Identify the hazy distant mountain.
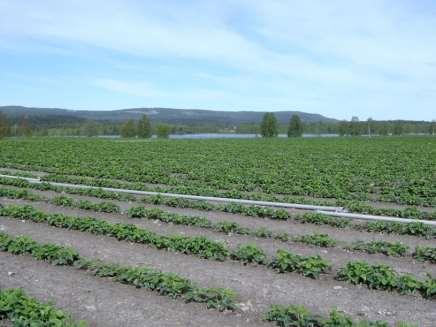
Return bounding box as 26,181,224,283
0,106,337,126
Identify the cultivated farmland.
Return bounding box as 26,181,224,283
0,136,435,327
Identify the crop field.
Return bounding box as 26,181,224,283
0,136,435,326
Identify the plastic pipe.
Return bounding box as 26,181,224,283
0,174,344,212
316,210,436,226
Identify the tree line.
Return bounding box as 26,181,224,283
1,111,435,139
259,113,436,138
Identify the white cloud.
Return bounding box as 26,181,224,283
1,0,436,119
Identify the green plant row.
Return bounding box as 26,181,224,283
298,213,436,239
341,241,436,264
127,207,436,264
0,232,237,311
414,246,436,264
0,204,229,261
0,187,46,201
269,249,331,278
141,194,290,220
0,288,86,327
0,204,332,279
43,173,436,220
51,195,121,213
336,261,436,299
293,233,337,248
346,241,409,257
128,206,289,241
2,187,435,263
0,169,39,178
2,137,436,206
0,177,135,202
0,185,123,214
2,176,435,241
338,200,436,221
264,304,416,327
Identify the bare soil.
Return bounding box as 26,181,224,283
0,216,434,326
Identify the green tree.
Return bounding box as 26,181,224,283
378,122,389,136
429,121,436,136
17,115,32,137
367,118,374,137
0,112,10,138
349,116,361,136
82,121,99,137
120,120,137,138
260,113,278,137
156,124,171,138
137,114,152,138
338,121,348,136
287,114,303,137
392,122,404,135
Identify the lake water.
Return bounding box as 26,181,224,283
168,133,339,139
98,133,339,139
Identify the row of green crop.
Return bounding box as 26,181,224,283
264,304,416,327
298,213,436,239
1,176,436,234
51,195,120,213
1,204,435,300
2,179,435,242
128,206,289,241
0,204,330,278
0,232,237,311
126,206,436,263
0,233,417,327
42,173,436,217
337,261,436,299
2,137,436,206
1,186,435,263
0,288,86,327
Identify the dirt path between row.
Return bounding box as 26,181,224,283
0,252,261,327
0,217,434,326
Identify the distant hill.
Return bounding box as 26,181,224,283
0,106,336,127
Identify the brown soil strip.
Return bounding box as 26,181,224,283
0,217,434,326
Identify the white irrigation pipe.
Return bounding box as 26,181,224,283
0,174,344,212
316,210,436,227
2,174,435,226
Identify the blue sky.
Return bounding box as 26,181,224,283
0,0,435,120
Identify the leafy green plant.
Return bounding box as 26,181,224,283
0,288,87,326
414,246,436,263
263,304,412,327
346,241,408,257
0,204,229,261
361,221,436,239
0,187,46,201
230,244,267,265
294,233,337,248
214,221,250,235
336,261,436,298
269,249,331,278
51,195,120,213
0,232,238,311
296,213,350,228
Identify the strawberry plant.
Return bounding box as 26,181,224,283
0,232,238,311
296,213,350,228
294,233,337,248
230,244,267,265
269,249,331,278
0,288,87,326
346,241,408,257
413,246,436,263
263,304,414,327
